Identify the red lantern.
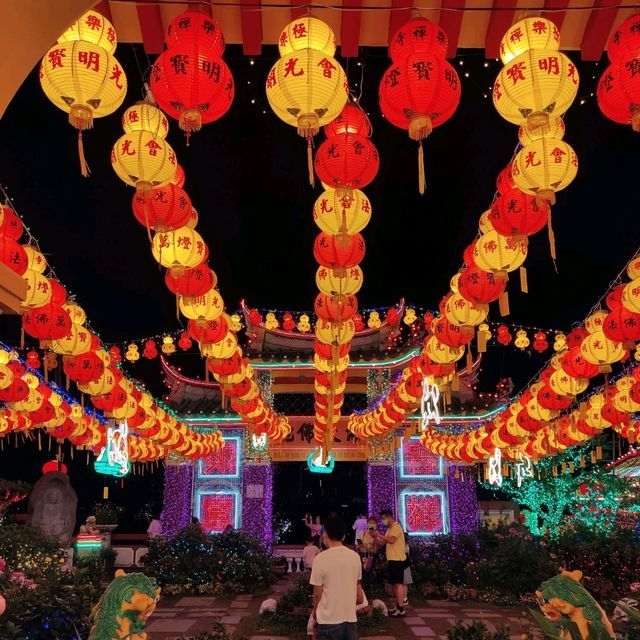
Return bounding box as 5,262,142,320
143,340,158,359
314,340,350,359
0,206,23,240
537,385,571,411
388,18,448,62
313,232,365,270
413,354,454,378
49,280,67,305
422,311,434,330
353,313,365,332
496,165,517,195
433,318,474,348
0,237,27,275
566,327,588,349
63,351,105,384
314,293,358,322
601,402,628,426
282,312,296,331
92,386,127,411
497,325,512,345
533,331,548,353
606,285,625,311
178,331,192,350
132,184,192,231
165,263,216,298
207,350,243,376
597,61,640,131
386,308,400,325
463,242,476,267
560,346,600,379
603,307,640,343
26,351,41,370
516,408,541,433
151,42,234,136
490,188,549,237
109,346,122,364
188,316,228,345
314,134,379,189
23,304,71,341
0,378,29,403
458,266,507,304
324,103,371,137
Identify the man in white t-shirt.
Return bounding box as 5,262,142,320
310,516,364,640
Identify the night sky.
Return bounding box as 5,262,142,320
0,43,638,517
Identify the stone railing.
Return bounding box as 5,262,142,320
273,545,306,573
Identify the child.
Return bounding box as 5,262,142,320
302,537,320,570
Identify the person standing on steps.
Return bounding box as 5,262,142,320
310,516,365,640
371,508,407,617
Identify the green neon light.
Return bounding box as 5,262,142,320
250,348,420,370
183,404,506,425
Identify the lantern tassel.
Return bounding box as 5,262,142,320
77,131,91,178
176,295,180,320
632,111,640,132
499,291,510,317
417,142,426,195
307,138,315,188
547,211,557,265
143,200,153,244
519,266,528,294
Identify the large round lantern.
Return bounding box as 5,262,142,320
266,49,348,137
379,53,460,193
151,227,206,276
22,245,47,274
188,316,228,345
549,370,588,396
51,324,92,356
433,318,474,348
490,188,548,237
623,277,640,313
22,271,53,309
57,10,117,53
389,18,448,62
278,17,336,56
499,17,560,64
179,289,224,323
580,331,625,365
132,184,192,232
324,103,371,137
313,232,365,271
315,319,355,345
472,230,528,274
0,207,23,240
314,134,379,190
314,293,358,322
23,303,71,342
512,138,578,204
0,237,28,275
165,263,216,298
444,293,488,327
151,46,234,136
458,266,507,304
63,351,105,384
316,266,363,296
424,335,464,364
111,131,177,193
493,50,578,130
608,14,640,64
313,188,371,235
604,307,640,343
201,332,237,359
560,347,600,379
122,102,169,138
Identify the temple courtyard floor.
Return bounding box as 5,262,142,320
146,575,538,640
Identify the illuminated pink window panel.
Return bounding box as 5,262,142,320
401,491,448,536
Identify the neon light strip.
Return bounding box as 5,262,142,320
399,437,444,479
399,489,449,536
251,348,420,370
194,489,241,532
197,436,241,479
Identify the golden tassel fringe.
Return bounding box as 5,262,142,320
417,142,426,195
77,131,91,178
307,138,315,188
547,211,557,262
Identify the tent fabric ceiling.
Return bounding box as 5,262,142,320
99,0,636,61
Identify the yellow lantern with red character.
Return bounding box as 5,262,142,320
21,271,52,309
179,289,224,323
472,230,528,274
580,330,625,365
499,17,560,64
316,266,363,296
313,188,371,235
151,227,206,276
57,10,117,53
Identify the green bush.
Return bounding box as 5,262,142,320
142,524,273,595
446,621,510,640
0,524,66,580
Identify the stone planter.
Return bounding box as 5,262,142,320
95,524,118,548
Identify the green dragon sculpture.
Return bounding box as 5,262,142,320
89,570,160,640
535,569,615,639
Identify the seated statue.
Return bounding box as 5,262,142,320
80,516,98,535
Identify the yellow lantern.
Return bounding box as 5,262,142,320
314,353,349,373
57,10,117,54
580,331,625,365
78,369,116,396
367,311,381,328
201,332,237,359
403,308,417,326
23,373,39,390
278,17,336,56
51,324,92,356
472,230,528,274
264,312,279,330
478,209,494,233
585,406,611,431
585,310,608,334
553,332,567,352
499,17,560,64
527,397,556,421
313,188,371,236
424,335,464,364
622,277,640,313
450,273,461,294
316,266,363,296
297,314,311,333
111,131,177,193
444,293,488,327
613,389,640,414
111,395,137,420
230,314,243,331
40,41,126,165
122,103,169,138
179,289,224,323
125,343,140,362
518,116,565,144
22,246,47,274
514,329,530,350
626,257,640,280
493,50,579,129
151,227,206,276
512,138,578,204
161,336,176,355
22,271,52,309
63,302,87,325
549,370,588,396
315,319,355,345
12,388,44,414
49,391,63,407
590,392,606,409
0,364,13,390
266,49,348,137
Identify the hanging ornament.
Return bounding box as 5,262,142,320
532,331,548,353
161,336,176,355
25,351,41,370
282,312,296,332
367,311,381,328
497,324,513,345
109,346,122,364
125,343,140,362
297,314,312,333
403,308,417,326
515,329,530,350
553,332,567,352
264,313,279,330
230,313,244,332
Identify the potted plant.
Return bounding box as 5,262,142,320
93,502,121,548
271,556,288,577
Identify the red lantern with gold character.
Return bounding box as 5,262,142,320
490,188,549,237
313,232,365,271
132,184,192,232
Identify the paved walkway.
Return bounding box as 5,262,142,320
146,577,535,639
